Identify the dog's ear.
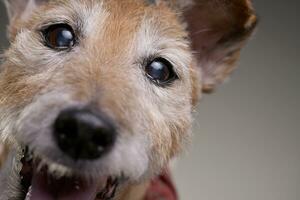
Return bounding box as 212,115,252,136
4,0,48,38
178,0,258,92
4,0,47,21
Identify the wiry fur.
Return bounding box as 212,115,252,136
0,0,257,199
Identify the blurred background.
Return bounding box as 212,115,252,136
0,1,299,200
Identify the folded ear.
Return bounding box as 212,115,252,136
4,0,48,37
180,0,258,92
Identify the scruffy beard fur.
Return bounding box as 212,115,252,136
0,0,257,200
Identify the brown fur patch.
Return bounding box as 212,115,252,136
184,0,258,92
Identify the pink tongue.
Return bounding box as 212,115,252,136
28,172,98,200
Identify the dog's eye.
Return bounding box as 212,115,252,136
43,24,76,50
145,58,178,85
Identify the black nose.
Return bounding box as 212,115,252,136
53,108,117,160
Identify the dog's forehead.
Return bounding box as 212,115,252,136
41,0,182,37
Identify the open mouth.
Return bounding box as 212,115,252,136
20,148,120,200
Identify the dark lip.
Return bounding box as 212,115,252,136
19,147,123,200
96,177,119,200
20,147,33,199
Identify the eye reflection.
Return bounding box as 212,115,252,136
145,58,178,85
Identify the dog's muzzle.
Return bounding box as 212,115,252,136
19,107,121,200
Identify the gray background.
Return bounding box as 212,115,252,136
0,1,299,200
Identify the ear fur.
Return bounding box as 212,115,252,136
4,0,47,21
180,0,258,92
3,0,48,38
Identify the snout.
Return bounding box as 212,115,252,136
53,108,117,160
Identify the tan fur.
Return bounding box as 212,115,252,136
0,143,9,168
117,182,150,200
0,0,257,199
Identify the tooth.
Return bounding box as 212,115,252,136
25,186,32,200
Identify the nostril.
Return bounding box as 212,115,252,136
92,128,114,149
53,108,117,160
55,114,78,140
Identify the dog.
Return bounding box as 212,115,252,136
0,0,257,199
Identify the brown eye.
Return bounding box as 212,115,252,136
145,58,178,86
43,24,76,50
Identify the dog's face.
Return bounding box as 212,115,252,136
0,0,257,199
